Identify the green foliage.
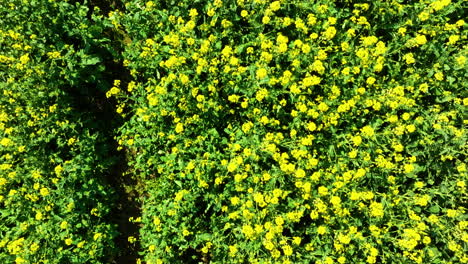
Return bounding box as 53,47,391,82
0,1,119,263
1,0,467,263
112,0,467,263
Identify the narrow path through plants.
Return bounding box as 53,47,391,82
85,1,142,262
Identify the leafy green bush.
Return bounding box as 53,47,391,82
1,0,466,263
112,0,467,263
0,1,119,263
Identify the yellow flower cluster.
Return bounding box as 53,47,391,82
1,2,119,262
112,0,466,263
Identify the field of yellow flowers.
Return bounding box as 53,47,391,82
1,0,467,263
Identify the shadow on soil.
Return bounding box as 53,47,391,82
64,0,142,262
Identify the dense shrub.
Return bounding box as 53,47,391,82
111,0,467,263
0,1,119,263
1,0,467,263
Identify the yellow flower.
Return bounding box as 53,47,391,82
302,75,321,87
414,181,424,189
418,12,429,21
221,45,232,58
301,44,311,54
227,162,238,173
269,1,281,11
406,124,416,133
290,84,301,94
361,126,374,137
404,163,415,173
256,68,268,79
323,26,337,40
229,245,238,256
175,123,184,133
447,241,460,251
65,238,73,245
318,102,329,112
369,202,384,217
271,249,281,258
145,1,155,9
196,94,205,102
401,112,411,120
228,94,240,103
19,54,29,64
317,225,327,235
403,53,415,64
366,77,376,85
361,36,378,46
60,221,68,229
15,257,26,264
93,232,103,240
229,196,241,207
352,135,362,146
39,187,49,196
256,88,268,101
275,216,284,226
35,211,43,220
54,165,63,176
457,181,466,188
434,72,444,81
242,225,255,239
330,196,341,207
307,122,317,132
456,55,466,66
47,51,61,59
189,8,198,17
354,168,365,179
318,186,328,196
457,164,466,172
153,216,161,225
282,244,293,256
30,242,39,252
0,138,12,146
242,122,253,133
415,34,427,45
295,168,306,178
207,8,215,17
149,244,156,252
106,86,120,98
447,209,458,218
293,237,301,245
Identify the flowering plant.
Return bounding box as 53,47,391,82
0,1,119,263
112,0,467,263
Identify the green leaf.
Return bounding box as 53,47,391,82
196,233,212,241
82,56,101,65
429,205,440,214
